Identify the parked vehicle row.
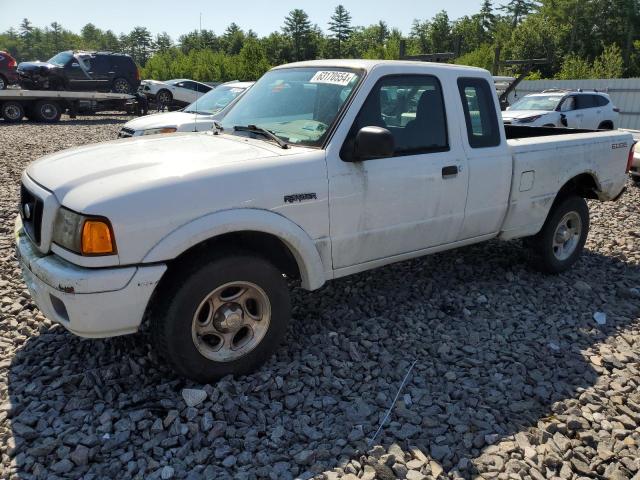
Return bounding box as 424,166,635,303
119,81,254,137
502,89,619,130
15,59,634,382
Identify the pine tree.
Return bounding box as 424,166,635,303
282,9,312,61
479,0,495,33
328,5,353,57
499,0,539,28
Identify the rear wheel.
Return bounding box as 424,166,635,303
598,121,614,130
1,101,25,122
0,75,7,90
33,100,62,122
156,89,172,106
150,252,291,383
112,77,131,94
527,195,589,273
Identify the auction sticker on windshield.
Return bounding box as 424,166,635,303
310,71,357,86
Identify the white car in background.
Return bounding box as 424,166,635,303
139,78,213,106
503,90,619,130
119,81,254,137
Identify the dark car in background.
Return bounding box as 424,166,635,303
17,50,140,93
0,51,19,89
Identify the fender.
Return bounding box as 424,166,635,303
142,208,327,290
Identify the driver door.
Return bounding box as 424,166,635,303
560,95,583,128
64,56,91,90
327,74,468,270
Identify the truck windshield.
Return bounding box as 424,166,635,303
509,95,563,111
48,51,73,66
184,85,248,115
221,67,362,148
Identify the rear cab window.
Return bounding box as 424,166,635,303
457,77,501,148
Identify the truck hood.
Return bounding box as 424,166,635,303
123,111,212,132
26,132,285,209
17,61,60,73
502,109,552,120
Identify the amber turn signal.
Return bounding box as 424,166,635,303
81,220,115,255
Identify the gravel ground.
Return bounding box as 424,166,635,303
0,116,639,480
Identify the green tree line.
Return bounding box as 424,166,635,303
1,1,639,83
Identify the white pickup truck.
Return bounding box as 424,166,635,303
15,60,634,382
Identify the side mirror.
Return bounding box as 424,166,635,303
71,62,80,68
352,126,394,161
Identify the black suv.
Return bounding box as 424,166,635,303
17,51,140,93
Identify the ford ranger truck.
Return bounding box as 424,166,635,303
15,60,634,382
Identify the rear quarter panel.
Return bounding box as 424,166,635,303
500,131,632,240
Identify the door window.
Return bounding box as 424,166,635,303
560,97,575,112
341,74,448,160
575,95,596,109
457,77,501,148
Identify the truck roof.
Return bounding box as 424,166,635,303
272,59,488,74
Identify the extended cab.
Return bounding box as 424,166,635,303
15,60,634,382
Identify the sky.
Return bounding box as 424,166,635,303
0,0,483,39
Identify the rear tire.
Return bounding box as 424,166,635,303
0,75,7,90
527,195,589,274
156,89,173,107
1,101,25,122
112,77,132,94
150,251,291,383
33,100,62,123
598,121,614,130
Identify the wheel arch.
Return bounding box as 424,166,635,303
553,171,601,204
142,209,327,291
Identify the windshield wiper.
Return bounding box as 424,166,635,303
233,125,289,149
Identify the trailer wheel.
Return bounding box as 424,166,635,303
1,101,25,122
33,100,62,123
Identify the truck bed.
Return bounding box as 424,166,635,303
505,124,596,139
500,128,632,241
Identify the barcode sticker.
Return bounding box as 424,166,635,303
309,71,356,86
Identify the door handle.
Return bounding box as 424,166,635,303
442,165,458,178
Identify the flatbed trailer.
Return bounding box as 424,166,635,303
0,89,145,123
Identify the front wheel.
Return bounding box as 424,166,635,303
527,195,589,274
151,252,291,383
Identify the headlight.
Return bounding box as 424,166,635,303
52,208,116,256
517,115,543,123
142,127,177,135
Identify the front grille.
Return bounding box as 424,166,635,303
119,127,135,138
20,183,44,245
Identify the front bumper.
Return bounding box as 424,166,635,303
15,217,166,338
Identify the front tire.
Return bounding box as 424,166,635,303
527,195,589,274
151,252,291,383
